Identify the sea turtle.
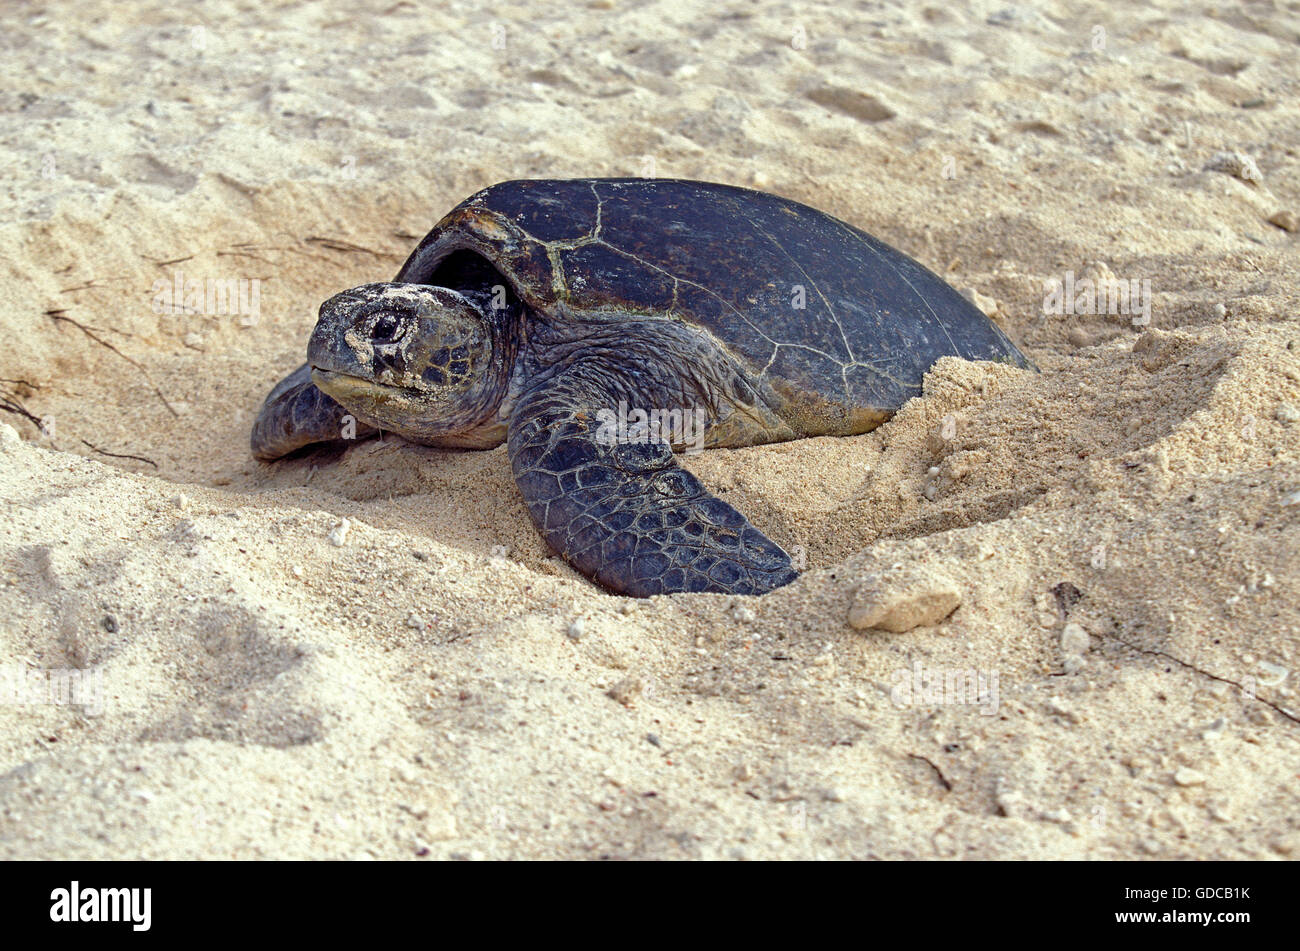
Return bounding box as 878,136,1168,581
251,178,1032,597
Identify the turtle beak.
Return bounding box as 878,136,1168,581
310,367,419,399
310,367,371,401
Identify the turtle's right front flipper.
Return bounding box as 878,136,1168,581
250,362,377,461
507,363,798,598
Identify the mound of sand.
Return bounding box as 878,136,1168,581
0,0,1297,859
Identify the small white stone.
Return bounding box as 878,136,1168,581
328,518,351,546
847,569,961,632
1061,622,1090,655
1258,661,1288,687
567,618,585,640
602,767,628,787
961,286,999,317
996,788,1034,819
1276,404,1300,424
1267,210,1299,232
1174,767,1206,787
1046,698,1079,723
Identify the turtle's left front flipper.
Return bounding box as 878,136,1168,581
250,363,378,461
507,363,798,597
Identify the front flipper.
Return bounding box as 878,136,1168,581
250,363,378,461
507,364,798,597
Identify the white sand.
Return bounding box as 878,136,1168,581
0,0,1297,859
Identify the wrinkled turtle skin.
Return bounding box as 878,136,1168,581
252,179,1033,598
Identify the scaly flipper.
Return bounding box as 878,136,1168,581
250,363,378,461
507,362,798,597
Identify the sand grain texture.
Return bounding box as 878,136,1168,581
1,0,1298,859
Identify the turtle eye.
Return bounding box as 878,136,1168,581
371,313,404,343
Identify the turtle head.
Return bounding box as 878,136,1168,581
308,282,509,445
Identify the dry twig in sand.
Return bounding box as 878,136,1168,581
46,310,181,417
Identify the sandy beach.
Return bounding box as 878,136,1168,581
0,0,1297,859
